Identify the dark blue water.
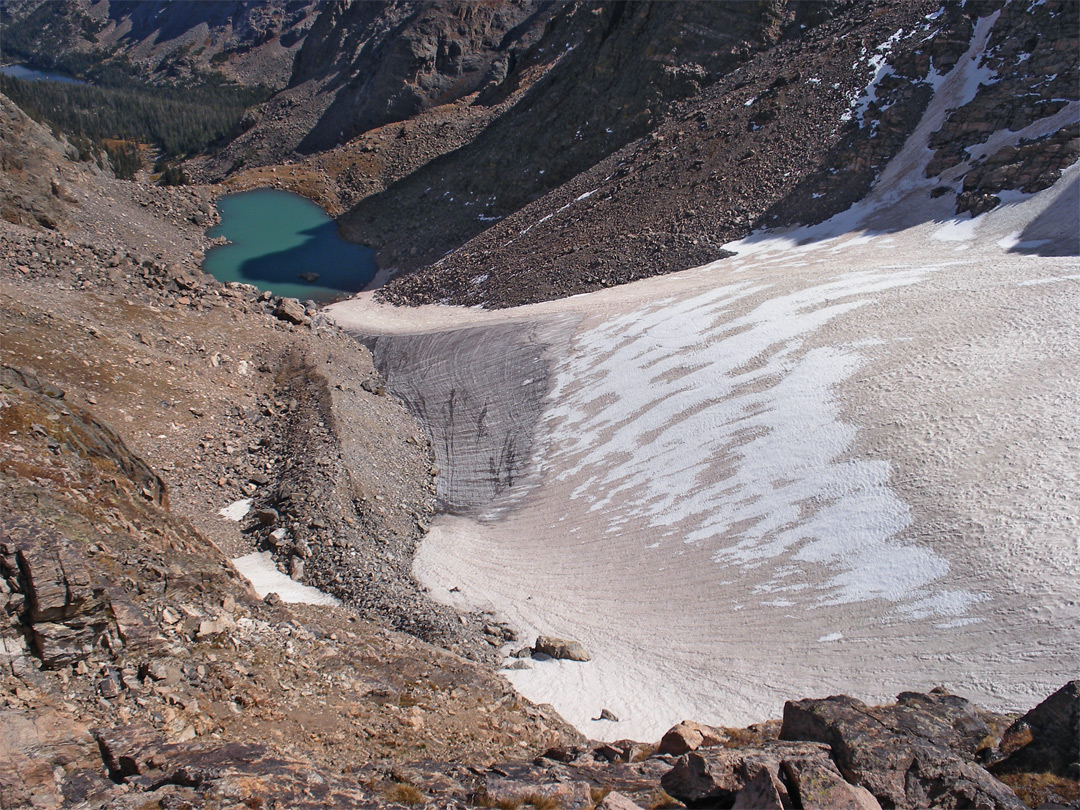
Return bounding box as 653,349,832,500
0,64,88,84
204,189,377,303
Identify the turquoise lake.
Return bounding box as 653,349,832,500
204,189,377,302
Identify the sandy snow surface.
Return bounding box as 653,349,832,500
328,24,1079,739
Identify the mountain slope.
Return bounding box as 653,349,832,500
372,0,1078,307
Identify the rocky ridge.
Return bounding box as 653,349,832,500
0,0,322,87
373,0,1078,308
2,159,1076,810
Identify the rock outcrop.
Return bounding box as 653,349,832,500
662,740,883,810
779,691,1027,810
368,0,1077,308
989,680,1080,780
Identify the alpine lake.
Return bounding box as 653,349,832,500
203,189,377,303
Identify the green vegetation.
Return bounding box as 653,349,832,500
104,141,141,181
154,159,190,187
0,71,270,159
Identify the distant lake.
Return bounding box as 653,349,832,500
204,189,377,303
0,64,87,84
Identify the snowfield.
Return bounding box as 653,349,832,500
328,9,1079,739
330,162,1079,740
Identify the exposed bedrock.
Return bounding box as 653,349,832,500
358,314,578,514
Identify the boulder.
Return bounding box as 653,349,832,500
662,740,884,809
658,720,727,755
781,755,882,809
731,765,784,809
597,790,646,810
661,740,830,806
780,693,1026,810
534,635,590,661
273,297,306,324
990,681,1079,780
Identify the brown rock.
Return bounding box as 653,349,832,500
17,536,99,623
30,621,100,669
597,790,646,810
990,681,1079,780
273,297,306,324
534,635,590,661
0,708,103,809
732,765,784,809
196,615,235,639
658,720,727,755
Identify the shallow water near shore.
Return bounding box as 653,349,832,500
204,188,376,302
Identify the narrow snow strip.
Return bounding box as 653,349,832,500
231,551,341,606
1016,274,1080,286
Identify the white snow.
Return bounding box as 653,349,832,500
218,498,252,521
842,28,905,126
231,552,341,606
323,8,1080,742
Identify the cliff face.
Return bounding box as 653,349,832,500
337,0,797,273
292,0,555,153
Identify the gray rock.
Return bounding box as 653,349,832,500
780,693,1027,810
781,755,882,810
661,740,827,806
